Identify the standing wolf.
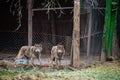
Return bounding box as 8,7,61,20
51,44,65,66
14,44,42,67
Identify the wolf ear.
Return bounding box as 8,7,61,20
39,43,42,47
34,43,37,46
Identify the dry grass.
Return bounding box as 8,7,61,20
0,61,120,80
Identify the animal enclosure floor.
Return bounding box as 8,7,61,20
0,52,71,65
0,52,101,66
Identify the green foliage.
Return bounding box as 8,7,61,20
0,69,19,79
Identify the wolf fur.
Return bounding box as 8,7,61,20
51,44,65,65
14,44,42,67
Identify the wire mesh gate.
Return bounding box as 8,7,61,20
0,0,105,65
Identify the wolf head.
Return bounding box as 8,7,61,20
34,43,42,53
57,44,65,59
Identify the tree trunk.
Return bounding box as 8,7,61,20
112,23,120,58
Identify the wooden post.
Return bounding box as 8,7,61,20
72,0,80,68
28,0,33,46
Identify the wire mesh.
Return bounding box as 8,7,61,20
0,31,72,65
0,0,106,65
0,32,27,53
32,33,72,65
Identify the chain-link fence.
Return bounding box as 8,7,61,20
0,32,28,53
33,33,72,56
0,29,103,65
0,31,72,65
0,0,106,65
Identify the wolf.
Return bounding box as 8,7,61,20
51,44,65,66
14,44,42,67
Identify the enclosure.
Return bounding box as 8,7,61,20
0,0,106,67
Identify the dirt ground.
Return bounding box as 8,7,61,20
0,52,15,62
0,51,71,66
0,51,101,66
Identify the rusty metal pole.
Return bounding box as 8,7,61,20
28,0,33,46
